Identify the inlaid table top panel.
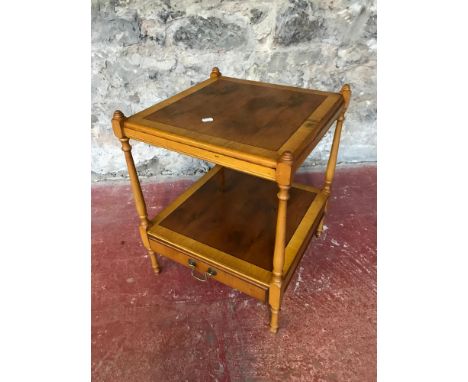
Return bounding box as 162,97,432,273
124,75,345,175
145,78,325,151
155,168,317,271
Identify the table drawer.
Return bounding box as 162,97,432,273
150,239,269,302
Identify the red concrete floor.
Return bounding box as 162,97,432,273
92,165,376,382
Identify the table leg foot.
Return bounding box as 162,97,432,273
269,306,280,333
316,213,325,237
148,250,160,275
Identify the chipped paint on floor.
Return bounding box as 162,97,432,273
92,165,377,381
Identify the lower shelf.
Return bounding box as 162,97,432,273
147,165,328,301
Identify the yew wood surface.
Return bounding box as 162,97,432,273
144,78,326,151
123,76,344,178
157,168,316,271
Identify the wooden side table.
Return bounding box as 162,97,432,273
112,67,351,333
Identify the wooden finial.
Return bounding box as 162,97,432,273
112,110,126,139
276,151,294,187
113,110,125,121
210,67,222,78
279,151,294,164
340,84,351,112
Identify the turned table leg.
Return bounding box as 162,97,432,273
147,250,160,275
269,151,293,333
112,110,160,275
317,84,351,237
269,183,290,332
315,209,327,237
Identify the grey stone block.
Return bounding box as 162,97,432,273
92,14,141,47
250,9,265,25
173,16,247,50
274,0,324,46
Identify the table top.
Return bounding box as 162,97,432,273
155,167,317,272
121,72,345,179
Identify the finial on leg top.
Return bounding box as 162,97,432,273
210,67,222,78
113,110,125,121
279,151,294,164
340,84,351,112
276,151,294,186
112,110,127,139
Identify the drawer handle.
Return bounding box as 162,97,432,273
187,259,217,282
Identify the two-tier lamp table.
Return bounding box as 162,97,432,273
112,67,351,333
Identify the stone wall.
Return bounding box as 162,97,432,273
92,0,376,178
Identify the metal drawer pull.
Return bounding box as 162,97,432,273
187,259,217,282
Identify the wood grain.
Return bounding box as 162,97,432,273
144,78,326,152
149,239,268,301
124,75,344,175
157,167,316,271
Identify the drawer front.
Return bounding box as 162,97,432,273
150,240,268,302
